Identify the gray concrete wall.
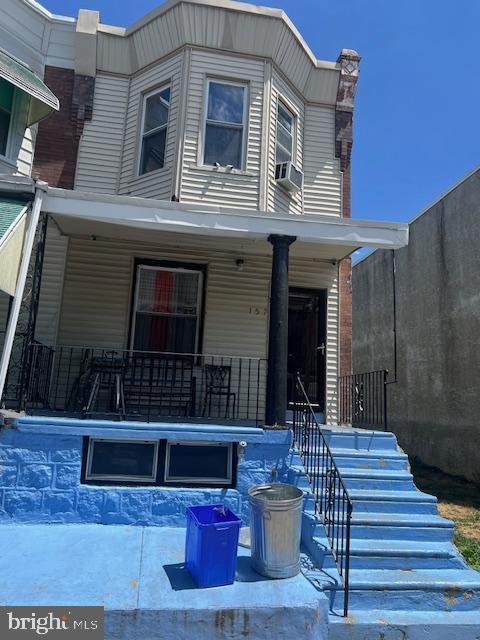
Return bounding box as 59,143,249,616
352,168,480,482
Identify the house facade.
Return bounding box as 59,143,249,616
0,0,407,427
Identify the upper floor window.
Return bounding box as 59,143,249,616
0,79,14,157
203,79,246,169
275,101,295,164
139,85,170,175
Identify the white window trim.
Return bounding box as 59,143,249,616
275,98,297,166
0,84,18,162
164,441,233,485
200,78,248,170
85,438,159,483
137,84,171,177
130,264,204,354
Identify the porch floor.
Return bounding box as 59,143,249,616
0,523,328,640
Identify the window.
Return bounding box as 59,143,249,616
275,101,295,164
139,85,170,175
131,263,204,353
165,442,234,486
82,438,236,487
0,79,14,157
203,80,246,169
85,438,159,483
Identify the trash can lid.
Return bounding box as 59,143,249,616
248,483,303,503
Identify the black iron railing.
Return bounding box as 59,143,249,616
293,374,353,617
19,344,266,425
338,370,388,431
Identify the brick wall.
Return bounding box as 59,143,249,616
335,51,360,380
0,425,291,525
32,67,94,189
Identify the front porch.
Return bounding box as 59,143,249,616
0,183,408,428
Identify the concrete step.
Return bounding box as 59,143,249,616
321,429,398,452
327,448,409,471
315,568,480,611
337,468,415,491
347,489,438,515
328,610,480,640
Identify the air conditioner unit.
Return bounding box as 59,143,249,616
275,161,304,192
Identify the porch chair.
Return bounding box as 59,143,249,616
202,364,236,419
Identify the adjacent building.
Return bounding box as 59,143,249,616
352,167,480,482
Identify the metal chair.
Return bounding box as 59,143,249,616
202,364,236,418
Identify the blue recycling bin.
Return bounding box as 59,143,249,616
185,504,241,588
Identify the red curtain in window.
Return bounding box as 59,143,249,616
149,270,173,351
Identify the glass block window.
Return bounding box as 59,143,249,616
139,85,170,175
132,264,203,353
203,80,246,169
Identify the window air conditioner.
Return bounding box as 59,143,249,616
275,161,304,192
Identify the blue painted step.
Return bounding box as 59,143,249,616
328,610,480,640
330,448,409,470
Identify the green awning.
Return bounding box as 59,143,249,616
0,196,31,296
0,49,59,126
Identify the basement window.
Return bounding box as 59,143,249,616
165,441,234,486
84,438,159,483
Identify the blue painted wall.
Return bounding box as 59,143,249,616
0,420,292,525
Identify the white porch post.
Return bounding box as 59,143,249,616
0,181,47,404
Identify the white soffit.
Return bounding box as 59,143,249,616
44,188,408,260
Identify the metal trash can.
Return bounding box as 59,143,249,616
248,483,304,579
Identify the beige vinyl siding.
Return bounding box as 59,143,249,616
56,235,338,421
179,49,263,210
35,220,69,346
267,70,304,214
303,104,342,216
118,52,183,200
75,74,130,193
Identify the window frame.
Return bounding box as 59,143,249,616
275,98,297,167
137,84,171,177
129,260,205,355
0,80,17,162
201,77,248,170
84,437,160,484
164,441,234,486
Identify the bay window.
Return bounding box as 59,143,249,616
139,85,170,175
203,79,247,169
131,262,204,354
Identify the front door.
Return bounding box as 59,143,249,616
287,289,327,411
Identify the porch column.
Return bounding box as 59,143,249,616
265,234,296,427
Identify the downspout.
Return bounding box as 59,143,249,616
0,180,47,404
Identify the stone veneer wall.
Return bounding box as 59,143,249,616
0,422,291,525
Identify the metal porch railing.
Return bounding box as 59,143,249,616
338,370,388,431
17,344,267,426
293,374,353,617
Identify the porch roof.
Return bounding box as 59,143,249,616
0,195,30,296
44,188,408,260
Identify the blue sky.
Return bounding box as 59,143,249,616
44,0,480,225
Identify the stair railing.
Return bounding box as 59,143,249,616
292,374,353,617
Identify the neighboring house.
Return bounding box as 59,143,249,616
352,167,480,483
2,2,480,639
